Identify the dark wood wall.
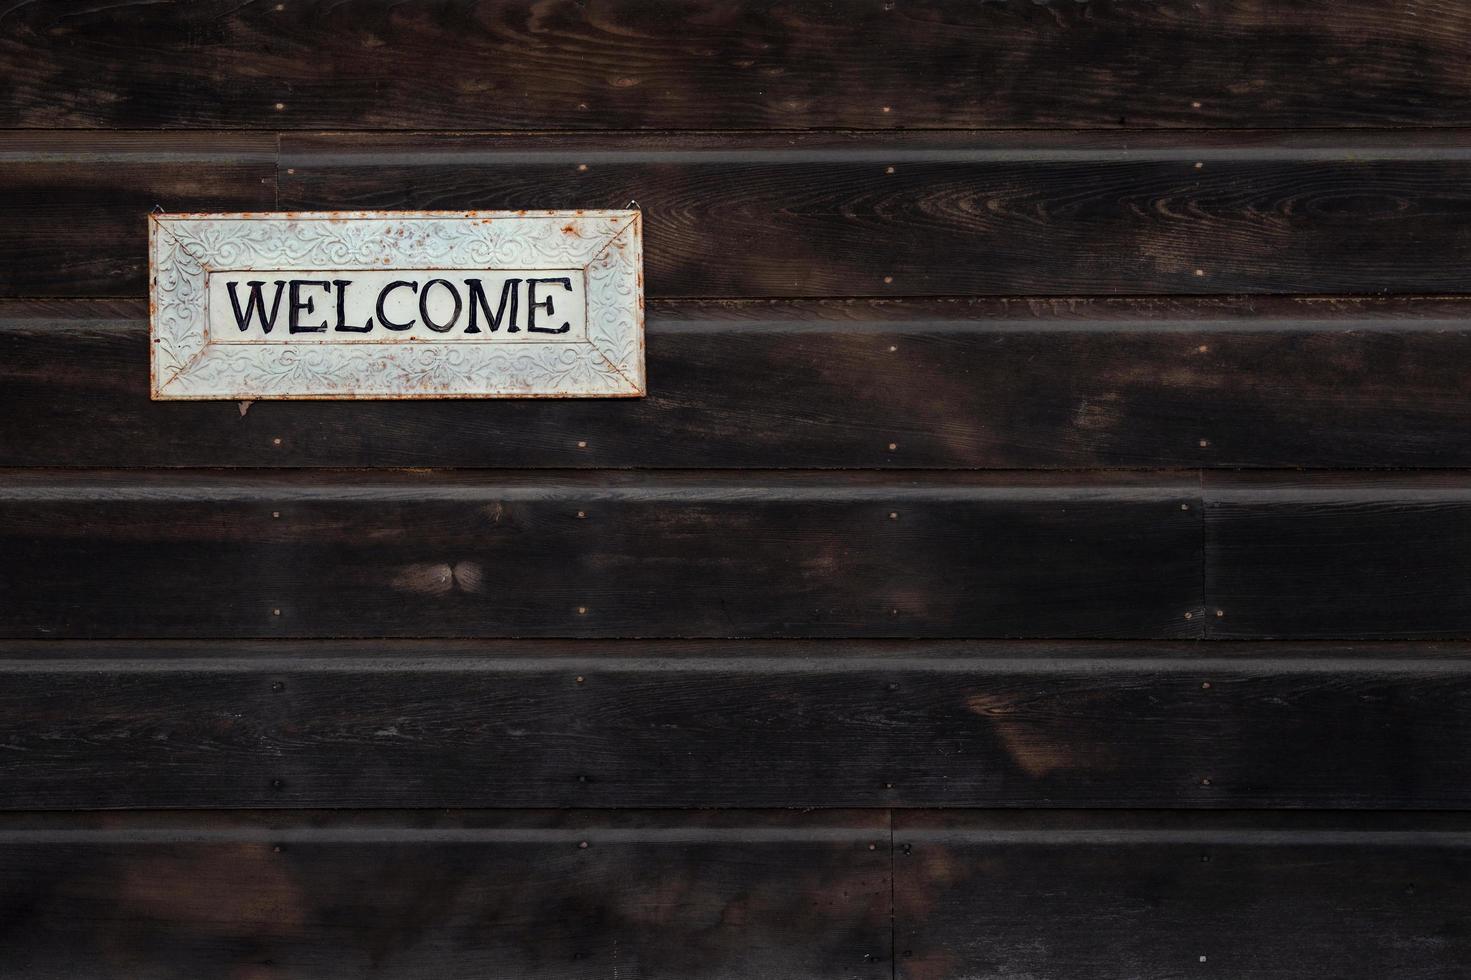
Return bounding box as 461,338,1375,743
3,2,1470,976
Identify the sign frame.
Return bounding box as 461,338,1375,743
148,210,644,400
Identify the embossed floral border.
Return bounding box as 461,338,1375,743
148,210,645,399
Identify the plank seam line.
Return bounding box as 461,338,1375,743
889,808,897,980
3,657,1471,673
0,827,1466,846
17,292,1471,305
0,827,883,844
18,125,1471,136
279,146,1471,165
897,831,1471,846
23,310,1471,336
22,291,1471,299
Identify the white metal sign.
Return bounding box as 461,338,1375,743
148,211,645,399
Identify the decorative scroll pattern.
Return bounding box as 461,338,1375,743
150,211,644,399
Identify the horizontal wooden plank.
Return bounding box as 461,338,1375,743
8,296,1471,468
280,131,1471,297
0,809,890,979
16,132,1471,297
1205,473,1471,639
895,811,1471,980
4,1,1471,130
5,809,1467,980
3,640,1471,809
0,471,1202,640
0,134,276,297
9,471,1466,641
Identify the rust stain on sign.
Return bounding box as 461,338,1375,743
148,210,645,400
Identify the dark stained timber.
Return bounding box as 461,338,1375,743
2,641,1471,809
7,296,1471,468
0,135,276,298
15,131,1471,298
281,131,1471,297
0,810,891,980
0,471,1202,640
894,812,1471,980
1205,473,1471,639
4,1,1471,130
6,0,1471,972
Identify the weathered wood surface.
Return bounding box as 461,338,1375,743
0,810,891,980
6,1,1471,974
894,811,1471,980
2,808,1465,979
9,469,1471,640
15,132,1471,297
0,470,1201,640
0,134,276,297
3,640,1471,809
9,296,1471,469
1206,473,1471,639
273,131,1471,297
4,1,1471,130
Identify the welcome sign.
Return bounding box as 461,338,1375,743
148,211,644,399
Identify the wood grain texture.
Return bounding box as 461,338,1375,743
1206,473,1471,639
8,296,1471,469
14,132,1471,298
0,810,891,980
3,640,1471,809
281,131,1471,297
894,811,1471,980
0,134,276,298
4,1,1471,130
0,470,1202,640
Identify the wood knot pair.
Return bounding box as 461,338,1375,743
389,561,484,595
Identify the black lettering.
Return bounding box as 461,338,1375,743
418,278,463,333
526,277,573,334
376,280,419,331
332,279,372,332
465,278,521,333
225,280,287,334
288,280,331,333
